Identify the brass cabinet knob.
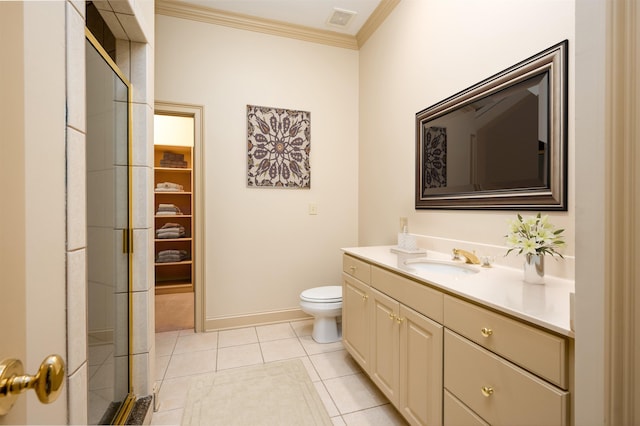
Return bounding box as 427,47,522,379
388,312,396,320
481,327,493,337
0,355,65,415
362,294,369,301
481,386,494,397
396,317,405,324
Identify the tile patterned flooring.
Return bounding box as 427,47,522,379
152,320,408,425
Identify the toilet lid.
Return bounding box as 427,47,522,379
300,286,342,302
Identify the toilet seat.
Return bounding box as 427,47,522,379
300,286,342,303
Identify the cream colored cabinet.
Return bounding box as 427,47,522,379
369,286,444,426
342,255,371,372
444,330,569,426
370,287,400,403
342,254,572,426
443,295,571,426
343,255,444,426
399,303,443,426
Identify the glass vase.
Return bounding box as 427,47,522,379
524,253,545,284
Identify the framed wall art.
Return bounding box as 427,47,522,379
247,105,311,188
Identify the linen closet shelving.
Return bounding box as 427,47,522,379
154,144,194,294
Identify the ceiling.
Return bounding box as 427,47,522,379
175,0,383,36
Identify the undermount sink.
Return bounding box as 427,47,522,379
403,258,479,275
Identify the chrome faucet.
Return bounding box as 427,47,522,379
452,248,480,265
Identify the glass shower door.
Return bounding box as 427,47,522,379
85,32,133,424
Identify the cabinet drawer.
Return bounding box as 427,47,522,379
343,254,371,284
444,295,568,388
445,330,569,426
444,389,489,426
371,265,443,323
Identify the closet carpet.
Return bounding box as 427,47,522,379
155,292,194,332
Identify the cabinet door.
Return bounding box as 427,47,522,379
342,273,371,371
399,304,443,426
370,287,400,405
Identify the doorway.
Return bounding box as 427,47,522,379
153,103,205,332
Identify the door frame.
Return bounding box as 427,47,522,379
154,102,205,332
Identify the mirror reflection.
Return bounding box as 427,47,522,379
421,73,548,195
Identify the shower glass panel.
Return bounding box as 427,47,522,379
85,33,133,424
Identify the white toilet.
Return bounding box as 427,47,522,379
299,286,343,343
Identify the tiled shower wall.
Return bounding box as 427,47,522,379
65,0,154,422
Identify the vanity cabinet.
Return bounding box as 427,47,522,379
343,255,443,426
342,252,573,426
443,296,570,426
342,255,372,371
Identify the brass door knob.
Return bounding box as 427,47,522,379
0,354,65,415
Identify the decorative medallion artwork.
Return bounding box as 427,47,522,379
247,105,311,188
423,126,447,188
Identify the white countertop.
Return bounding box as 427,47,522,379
342,246,575,338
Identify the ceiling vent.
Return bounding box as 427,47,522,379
326,8,357,28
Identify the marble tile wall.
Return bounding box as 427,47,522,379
117,35,156,398
65,0,155,422
66,1,89,422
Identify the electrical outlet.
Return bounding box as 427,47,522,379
308,203,318,215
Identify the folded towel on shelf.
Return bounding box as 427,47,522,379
159,152,187,168
156,203,183,215
156,181,184,191
156,249,189,263
162,151,185,161
159,222,182,229
156,230,186,238
156,222,187,239
156,231,184,239
160,159,188,168
158,203,180,210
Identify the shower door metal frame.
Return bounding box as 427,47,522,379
85,27,136,425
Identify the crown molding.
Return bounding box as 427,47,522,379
155,0,399,50
356,0,401,48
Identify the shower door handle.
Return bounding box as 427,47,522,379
122,228,133,254
0,354,65,415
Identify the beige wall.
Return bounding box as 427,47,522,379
155,16,360,323
358,0,575,270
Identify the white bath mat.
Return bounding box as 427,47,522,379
182,359,332,425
